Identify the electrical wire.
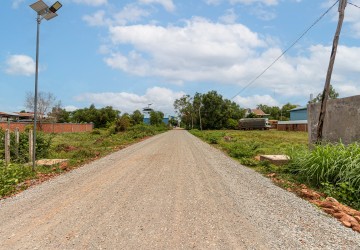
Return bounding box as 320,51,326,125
349,2,360,9
231,0,340,100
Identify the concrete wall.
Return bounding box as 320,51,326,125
0,122,93,133
308,95,360,144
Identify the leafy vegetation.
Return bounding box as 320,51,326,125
191,130,360,210
287,143,360,209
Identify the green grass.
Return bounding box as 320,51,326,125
0,124,168,198
190,129,360,210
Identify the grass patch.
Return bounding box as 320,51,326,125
190,129,360,210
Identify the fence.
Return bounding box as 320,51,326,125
0,122,93,133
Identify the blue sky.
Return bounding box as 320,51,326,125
1,0,360,115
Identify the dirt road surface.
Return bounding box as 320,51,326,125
1,130,360,249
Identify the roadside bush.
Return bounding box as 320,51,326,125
225,141,260,159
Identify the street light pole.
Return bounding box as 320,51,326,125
32,14,41,171
30,0,62,171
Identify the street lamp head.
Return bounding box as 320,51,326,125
30,1,62,20
49,1,62,13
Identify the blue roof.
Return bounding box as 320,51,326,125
290,106,307,111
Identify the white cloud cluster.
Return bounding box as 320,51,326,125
138,0,175,12
75,87,185,114
102,17,360,100
83,5,150,27
234,94,280,108
72,0,107,6
5,55,35,76
205,0,279,6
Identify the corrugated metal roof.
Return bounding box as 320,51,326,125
0,111,20,117
278,120,307,125
290,106,307,111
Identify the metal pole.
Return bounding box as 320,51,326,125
32,14,41,171
316,0,347,143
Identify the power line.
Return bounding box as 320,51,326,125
231,0,339,100
349,2,360,9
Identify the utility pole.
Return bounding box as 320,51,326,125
316,0,347,143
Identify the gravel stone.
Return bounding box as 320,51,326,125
0,130,359,249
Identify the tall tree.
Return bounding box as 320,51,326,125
309,84,339,103
25,91,56,120
150,111,164,125
174,95,194,129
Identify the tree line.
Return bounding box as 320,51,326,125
173,87,339,130
23,92,168,129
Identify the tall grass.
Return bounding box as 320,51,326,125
288,142,360,208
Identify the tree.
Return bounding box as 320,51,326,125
310,84,339,103
281,103,298,120
150,111,164,126
48,101,70,123
115,113,131,132
174,95,194,129
130,110,144,125
71,104,120,128
25,91,56,120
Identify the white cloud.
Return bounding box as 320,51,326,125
12,0,25,9
204,0,279,5
102,14,360,101
83,5,150,27
5,55,35,76
64,105,79,112
219,9,238,24
75,87,185,114
83,10,107,26
138,0,175,12
234,95,280,108
230,0,279,5
72,0,107,6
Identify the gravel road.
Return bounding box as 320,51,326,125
1,130,360,249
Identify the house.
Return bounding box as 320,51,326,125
0,111,20,121
244,108,270,118
277,106,308,132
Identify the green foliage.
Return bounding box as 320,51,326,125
321,182,360,209
150,111,164,126
309,84,339,104
288,142,360,209
0,163,35,196
130,110,144,126
71,104,120,128
208,136,218,144
174,91,244,130
246,112,257,118
115,114,131,132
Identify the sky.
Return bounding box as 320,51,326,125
1,0,360,116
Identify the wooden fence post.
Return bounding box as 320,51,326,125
5,129,10,165
15,128,19,159
29,130,33,163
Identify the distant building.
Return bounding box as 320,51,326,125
0,112,20,121
143,117,170,125
244,108,270,118
278,106,308,132
290,107,307,121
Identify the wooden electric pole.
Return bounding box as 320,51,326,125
316,0,347,143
